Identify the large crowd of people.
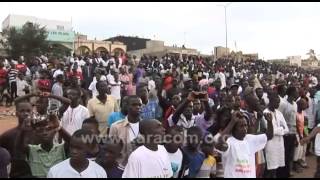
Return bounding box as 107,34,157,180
0,52,320,178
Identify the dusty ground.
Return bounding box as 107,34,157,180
0,106,17,134
0,106,317,177
292,155,317,178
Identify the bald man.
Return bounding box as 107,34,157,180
122,119,173,178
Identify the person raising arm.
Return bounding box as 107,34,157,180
214,111,273,178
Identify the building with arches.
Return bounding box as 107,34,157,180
74,33,126,56
1,15,127,57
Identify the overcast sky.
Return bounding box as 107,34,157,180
1,2,320,60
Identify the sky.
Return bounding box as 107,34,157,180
0,2,320,60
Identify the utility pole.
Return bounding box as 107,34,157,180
217,2,233,59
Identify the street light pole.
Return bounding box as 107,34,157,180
224,6,228,58
218,2,233,59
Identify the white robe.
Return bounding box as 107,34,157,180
263,108,289,170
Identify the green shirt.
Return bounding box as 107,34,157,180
27,142,66,178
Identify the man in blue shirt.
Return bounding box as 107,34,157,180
108,96,129,127
137,85,162,121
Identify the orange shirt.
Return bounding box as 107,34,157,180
296,112,305,137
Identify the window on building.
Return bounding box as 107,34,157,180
57,25,64,31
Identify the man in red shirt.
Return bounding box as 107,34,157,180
15,58,27,75
67,66,83,81
0,62,7,87
0,62,8,106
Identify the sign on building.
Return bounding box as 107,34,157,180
47,30,75,43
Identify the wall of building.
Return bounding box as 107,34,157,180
2,14,72,31
214,46,230,59
242,53,259,61
128,40,199,59
2,14,75,44
105,36,150,51
287,55,302,66
74,38,126,56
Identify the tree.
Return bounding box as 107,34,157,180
48,43,72,59
1,22,49,65
307,49,318,61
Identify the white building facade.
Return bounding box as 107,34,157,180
2,14,75,50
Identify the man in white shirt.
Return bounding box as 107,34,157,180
47,129,107,178
215,111,274,178
122,119,173,178
16,73,30,97
88,71,106,97
262,93,289,178
164,126,184,178
277,86,299,178
306,88,317,131
109,71,121,106
218,70,226,90
53,63,64,79
50,74,64,108
61,88,90,135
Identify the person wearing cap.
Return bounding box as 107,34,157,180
230,84,240,97
0,147,11,178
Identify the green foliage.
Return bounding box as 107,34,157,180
1,22,49,64
48,43,72,59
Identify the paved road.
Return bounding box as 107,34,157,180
0,106,317,178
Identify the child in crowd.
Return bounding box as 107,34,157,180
81,117,100,161
293,98,309,172
164,126,184,178
47,129,107,178
96,138,124,178
197,134,217,178
180,126,205,178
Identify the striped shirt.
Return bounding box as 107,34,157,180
8,69,19,83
